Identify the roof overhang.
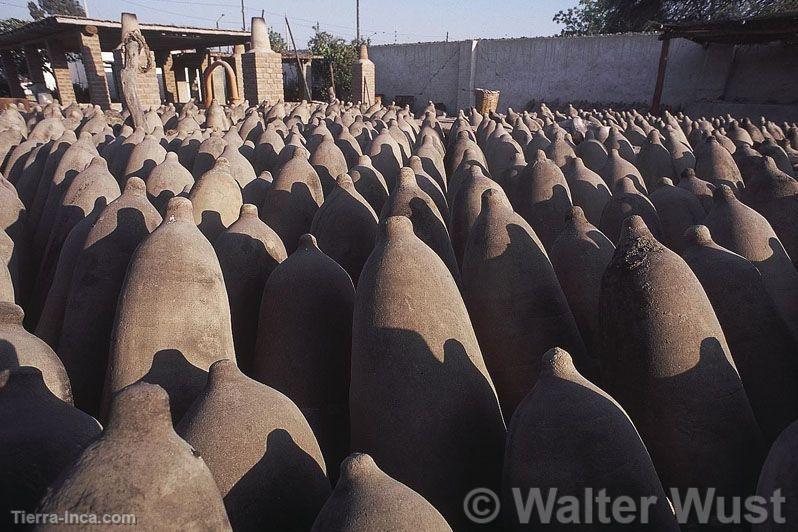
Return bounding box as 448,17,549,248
660,11,798,44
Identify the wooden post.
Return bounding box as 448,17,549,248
650,36,670,115
119,12,152,129
329,62,336,99
285,16,311,101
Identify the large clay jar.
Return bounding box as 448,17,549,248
367,129,403,188
549,206,615,362
0,367,100,527
213,204,286,374
637,129,676,191
463,191,591,419
58,178,162,417
123,133,166,180
261,149,324,253
177,360,330,532
704,185,798,338
380,167,460,282
676,168,715,213
189,157,244,242
252,234,354,474
504,348,680,532
449,166,508,268
145,151,194,215
513,150,573,251
350,216,505,530
599,216,763,514
310,174,378,285
0,261,12,303
191,130,227,178
599,148,647,195
311,453,452,532
311,137,349,195
104,197,236,423
562,156,612,226
681,225,798,444
36,382,231,531
219,142,256,189
0,302,71,402
753,421,798,531
599,177,662,244
740,157,798,270
350,155,389,213
695,136,744,193
648,177,705,252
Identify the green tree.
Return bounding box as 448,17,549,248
28,0,85,19
0,18,32,93
269,29,287,53
553,0,797,36
307,23,367,100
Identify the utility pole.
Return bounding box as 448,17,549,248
356,0,360,43
216,13,224,29
241,0,246,30
285,16,312,101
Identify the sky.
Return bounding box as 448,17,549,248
0,0,578,47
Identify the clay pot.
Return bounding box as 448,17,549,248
123,133,166,180
704,185,798,338
695,136,744,193
462,191,591,418
449,166,509,268
753,420,798,531
177,360,330,531
104,197,236,422
740,157,798,270
219,142,256,189
512,150,573,251
213,204,286,373
145,151,194,215
36,382,231,531
350,215,505,530
311,137,349,195
599,177,662,244
414,133,447,192
503,348,680,532
648,178,705,252
0,261,11,303
574,135,608,173
408,155,449,224
549,206,615,361
310,174,377,285
252,234,354,473
367,129,403,188
0,367,100,525
350,155,389,213
599,148,647,195
380,167,460,282
335,126,363,169
562,156,612,226
0,177,25,300
544,129,576,168
599,216,763,506
681,225,798,444
177,129,203,170
0,302,72,402
57,178,161,417
311,453,452,532
254,124,286,174
189,157,244,242
447,148,490,204
191,131,227,179
676,168,715,213
637,129,676,191
261,149,324,253
32,212,99,342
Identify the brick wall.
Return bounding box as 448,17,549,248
158,52,178,103
46,39,76,104
79,30,112,109
242,50,284,105
352,59,375,105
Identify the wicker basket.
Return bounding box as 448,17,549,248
474,88,500,114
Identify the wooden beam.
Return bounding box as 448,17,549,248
650,36,670,116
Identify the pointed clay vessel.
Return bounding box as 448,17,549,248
753,421,798,531
311,453,452,532
189,157,244,242
599,216,763,507
350,215,505,530
252,234,354,474
0,368,100,525
105,197,236,423
213,204,286,374
145,151,194,215
462,191,592,418
57,177,162,417
36,382,231,531
503,348,680,532
599,177,662,244
648,177,705,252
177,360,330,532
